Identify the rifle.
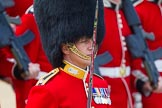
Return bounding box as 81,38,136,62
0,1,35,80
122,0,162,89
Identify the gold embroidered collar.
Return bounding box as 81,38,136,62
60,60,88,80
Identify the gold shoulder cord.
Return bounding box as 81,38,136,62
36,68,59,86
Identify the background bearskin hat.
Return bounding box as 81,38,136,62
34,0,105,67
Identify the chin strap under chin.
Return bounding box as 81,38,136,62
68,44,91,60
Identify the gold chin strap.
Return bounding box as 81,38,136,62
67,44,91,60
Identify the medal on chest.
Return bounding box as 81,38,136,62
92,86,111,105
85,82,111,105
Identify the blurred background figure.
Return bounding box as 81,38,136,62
0,0,53,108
96,0,162,108
96,0,134,107
132,0,162,108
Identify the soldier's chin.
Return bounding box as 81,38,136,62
82,59,91,69
82,56,91,65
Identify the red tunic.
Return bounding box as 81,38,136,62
134,0,162,108
97,3,133,108
26,61,111,108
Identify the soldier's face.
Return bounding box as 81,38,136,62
62,38,95,69
72,38,94,68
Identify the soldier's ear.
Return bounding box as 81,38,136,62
61,44,70,55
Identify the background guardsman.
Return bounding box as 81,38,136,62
131,0,162,108
0,0,53,108
26,0,111,107
96,0,134,107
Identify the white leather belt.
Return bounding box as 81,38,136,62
155,59,162,72
99,66,131,78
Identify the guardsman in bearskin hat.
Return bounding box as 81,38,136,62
25,0,111,107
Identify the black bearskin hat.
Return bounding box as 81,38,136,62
34,0,105,67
